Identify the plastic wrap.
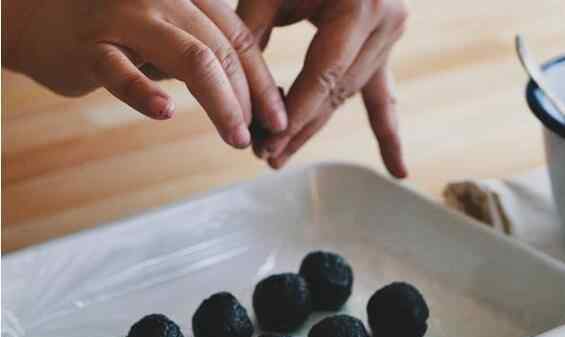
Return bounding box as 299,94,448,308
3,163,565,337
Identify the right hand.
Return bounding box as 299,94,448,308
2,0,287,148
238,0,408,177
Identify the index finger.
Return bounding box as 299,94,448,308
362,66,407,178
126,19,250,148
194,0,288,133
270,6,377,154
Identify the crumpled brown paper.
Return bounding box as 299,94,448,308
444,167,564,261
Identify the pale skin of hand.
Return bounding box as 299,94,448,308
1,0,288,148
238,0,409,178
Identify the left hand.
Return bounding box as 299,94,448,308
238,0,408,178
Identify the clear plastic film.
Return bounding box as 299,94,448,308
3,163,565,337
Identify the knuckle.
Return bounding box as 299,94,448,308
315,64,345,94
182,42,217,73
329,82,355,110
93,47,121,75
229,26,257,55
215,47,241,78
182,42,222,82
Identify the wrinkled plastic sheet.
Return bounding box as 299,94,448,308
3,163,565,337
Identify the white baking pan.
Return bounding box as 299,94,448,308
2,163,565,337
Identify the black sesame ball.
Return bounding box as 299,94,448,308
253,273,312,332
192,292,254,337
367,282,429,337
127,314,183,337
299,251,353,310
308,315,369,337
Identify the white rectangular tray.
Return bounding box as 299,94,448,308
3,163,565,337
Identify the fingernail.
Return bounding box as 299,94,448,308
227,124,251,149
149,96,174,120
398,163,408,179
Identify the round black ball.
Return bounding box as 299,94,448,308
308,315,369,337
299,251,353,310
367,282,429,337
253,273,312,332
192,292,254,337
127,314,184,337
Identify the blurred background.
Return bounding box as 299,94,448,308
2,0,564,251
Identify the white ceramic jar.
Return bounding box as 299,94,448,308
526,56,565,227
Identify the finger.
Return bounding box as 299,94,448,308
268,111,332,169
126,20,250,148
336,0,408,91
323,17,407,109
194,0,287,132
268,25,391,153
362,67,407,178
267,2,409,162
274,26,397,152
251,86,286,159
168,0,251,125
266,5,378,156
91,43,174,120
250,116,270,159
236,0,284,49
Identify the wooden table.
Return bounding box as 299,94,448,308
2,0,564,252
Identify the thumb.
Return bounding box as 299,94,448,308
236,0,283,50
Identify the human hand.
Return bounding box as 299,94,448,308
3,0,287,148
238,0,408,177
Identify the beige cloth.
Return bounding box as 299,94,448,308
444,167,565,261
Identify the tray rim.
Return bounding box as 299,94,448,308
3,161,565,276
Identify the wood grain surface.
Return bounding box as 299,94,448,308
2,0,564,252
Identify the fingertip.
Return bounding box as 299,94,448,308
252,142,268,159
394,167,408,179
226,124,251,149
398,161,408,179
147,96,175,120
268,155,288,169
270,110,288,133
386,157,408,179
